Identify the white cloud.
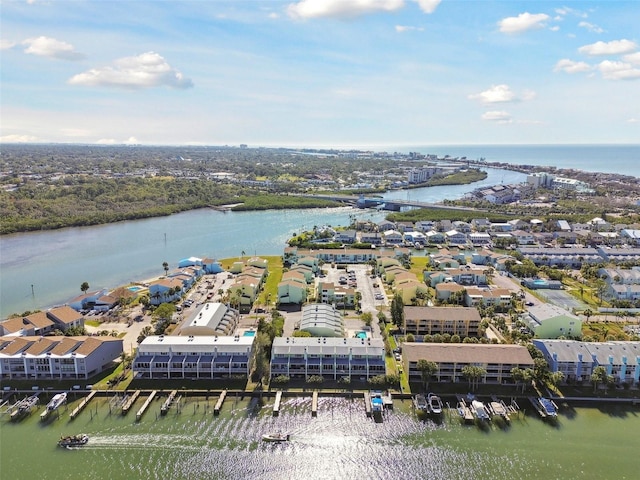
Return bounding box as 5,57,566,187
622,52,640,65
578,21,604,34
578,39,637,56
413,0,440,14
1,39,16,50
468,84,519,104
68,52,193,89
628,118,639,123
554,59,591,74
287,0,404,19
0,134,38,143
481,111,512,123
22,36,85,60
498,12,549,34
395,25,424,33
597,60,640,80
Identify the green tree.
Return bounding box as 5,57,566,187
416,359,438,390
591,365,607,392
153,302,175,322
162,261,169,275
390,293,405,330
137,325,152,344
360,311,373,327
461,365,486,392
80,281,90,294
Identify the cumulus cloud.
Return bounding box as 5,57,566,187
623,52,640,65
413,0,440,14
578,39,637,56
596,60,640,80
1,39,17,50
0,134,38,143
68,52,193,89
468,84,522,104
395,25,424,33
287,0,404,19
498,12,549,34
578,21,604,34
554,59,591,74
22,36,85,60
481,111,512,123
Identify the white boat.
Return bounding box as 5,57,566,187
413,394,429,412
471,400,490,421
538,397,558,417
489,401,510,422
262,432,289,442
428,394,443,415
46,392,67,412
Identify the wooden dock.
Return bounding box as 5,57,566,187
213,389,227,416
364,392,372,417
160,390,178,416
455,396,474,423
136,390,157,421
311,391,318,417
273,390,282,416
69,390,97,420
122,390,141,416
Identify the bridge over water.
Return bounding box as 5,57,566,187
298,194,485,212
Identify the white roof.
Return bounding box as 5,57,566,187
139,335,254,354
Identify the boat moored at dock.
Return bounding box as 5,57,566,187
41,392,67,420
538,397,558,418
413,394,429,413
471,399,490,422
428,394,443,415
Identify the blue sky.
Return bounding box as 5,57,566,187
1,0,639,146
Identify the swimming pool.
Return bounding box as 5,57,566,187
355,331,367,339
243,330,256,337
127,286,144,292
533,279,548,286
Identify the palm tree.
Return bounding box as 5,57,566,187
583,308,594,323
591,365,607,392
80,281,90,294
461,365,486,392
416,359,438,391
162,261,169,276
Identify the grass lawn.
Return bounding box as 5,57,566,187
582,321,632,341
219,255,284,309
409,256,429,278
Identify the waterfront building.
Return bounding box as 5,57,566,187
177,302,240,336
402,343,534,385
517,247,603,268
525,304,582,339
148,278,184,306
0,335,123,380
67,289,109,311
0,311,55,336
300,304,344,337
403,306,481,337
533,339,640,385
270,336,385,381
133,335,254,379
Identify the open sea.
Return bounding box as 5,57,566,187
379,144,639,177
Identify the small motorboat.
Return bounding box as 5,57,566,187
413,394,429,413
428,394,443,415
58,434,89,448
262,432,290,442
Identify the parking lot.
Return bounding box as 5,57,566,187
319,264,388,315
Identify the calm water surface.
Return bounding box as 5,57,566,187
0,167,526,318
1,394,637,480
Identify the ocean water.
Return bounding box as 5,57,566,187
383,144,639,177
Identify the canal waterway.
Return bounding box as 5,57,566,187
0,167,526,318
1,393,637,480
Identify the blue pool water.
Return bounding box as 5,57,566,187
533,279,548,286
127,286,144,292
356,331,367,339
243,330,256,337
